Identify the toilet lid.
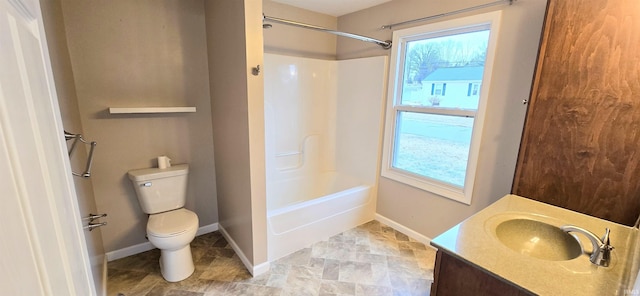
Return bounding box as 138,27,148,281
147,208,198,238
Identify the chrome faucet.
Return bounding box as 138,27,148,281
560,225,613,267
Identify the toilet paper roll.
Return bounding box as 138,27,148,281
158,156,171,169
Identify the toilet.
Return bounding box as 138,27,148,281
128,164,198,282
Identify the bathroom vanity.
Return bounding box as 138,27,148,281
430,195,640,296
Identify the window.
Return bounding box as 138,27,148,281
431,83,446,96
472,83,480,96
381,11,502,204
467,83,480,96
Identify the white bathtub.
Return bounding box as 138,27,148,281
267,172,375,261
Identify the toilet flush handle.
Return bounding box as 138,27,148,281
141,182,152,187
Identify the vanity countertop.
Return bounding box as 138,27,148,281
431,194,640,296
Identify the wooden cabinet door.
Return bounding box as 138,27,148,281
431,251,534,296
513,0,640,226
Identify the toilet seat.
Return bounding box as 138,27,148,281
147,208,198,238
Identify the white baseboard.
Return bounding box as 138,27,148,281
106,241,155,262
196,223,219,236
374,213,436,249
253,261,271,276
218,224,270,277
106,222,219,262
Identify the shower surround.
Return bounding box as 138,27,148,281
264,54,387,261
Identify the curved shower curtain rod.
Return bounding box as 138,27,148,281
262,14,392,50
264,0,514,49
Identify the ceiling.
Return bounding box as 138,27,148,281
270,0,393,17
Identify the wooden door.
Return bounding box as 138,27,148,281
513,0,640,226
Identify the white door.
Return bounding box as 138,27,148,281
0,0,98,294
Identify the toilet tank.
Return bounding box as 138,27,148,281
127,164,189,214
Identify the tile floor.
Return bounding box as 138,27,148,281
107,220,436,296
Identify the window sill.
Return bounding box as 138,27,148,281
381,168,472,205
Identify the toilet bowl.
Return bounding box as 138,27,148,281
128,164,199,282
147,208,198,282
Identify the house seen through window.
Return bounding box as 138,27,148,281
382,11,501,204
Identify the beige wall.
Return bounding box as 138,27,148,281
40,0,106,286
263,0,337,59
337,0,549,238
41,0,98,218
60,0,217,252
245,0,269,268
205,0,267,267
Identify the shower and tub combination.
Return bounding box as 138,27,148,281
264,53,388,261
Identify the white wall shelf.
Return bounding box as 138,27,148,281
108,107,196,114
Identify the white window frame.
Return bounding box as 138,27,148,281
381,11,502,205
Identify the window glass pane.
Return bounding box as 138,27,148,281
392,112,473,187
401,30,489,110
